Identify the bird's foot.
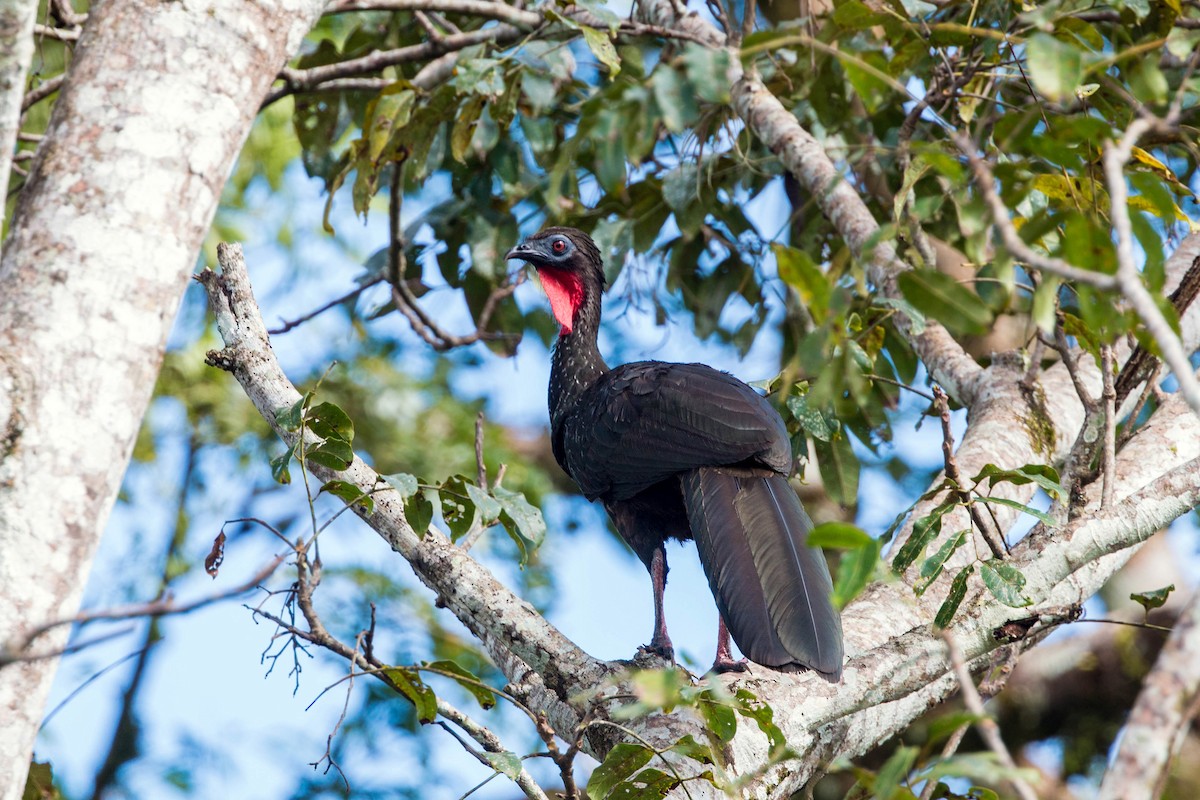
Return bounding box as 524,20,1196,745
709,656,749,674
637,634,675,662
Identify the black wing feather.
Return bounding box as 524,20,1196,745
559,362,791,500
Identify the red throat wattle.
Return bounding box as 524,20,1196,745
538,267,585,334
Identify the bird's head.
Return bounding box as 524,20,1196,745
505,227,605,334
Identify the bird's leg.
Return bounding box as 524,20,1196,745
641,546,674,660
711,615,748,673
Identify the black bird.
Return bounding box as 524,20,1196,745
506,227,843,679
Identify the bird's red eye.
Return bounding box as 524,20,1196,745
552,239,567,253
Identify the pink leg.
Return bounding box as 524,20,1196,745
711,615,748,673
641,547,674,660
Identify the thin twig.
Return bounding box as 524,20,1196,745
269,277,386,335
33,23,80,41
2,555,287,665
933,386,1007,559
956,132,1118,290
474,411,487,488
1101,345,1116,508
941,631,1038,800
20,75,65,111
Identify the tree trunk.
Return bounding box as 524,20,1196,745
0,1,325,795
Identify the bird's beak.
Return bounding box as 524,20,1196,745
505,242,536,262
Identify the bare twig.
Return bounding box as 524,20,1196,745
1,555,287,666
956,132,1118,290
20,75,65,111
269,277,386,335
385,167,524,351
1101,345,1116,508
941,630,1038,800
49,0,86,27
474,411,487,489
1104,117,1200,418
33,24,81,41
329,0,540,27
933,386,1007,559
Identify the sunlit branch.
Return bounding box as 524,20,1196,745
1103,117,1200,418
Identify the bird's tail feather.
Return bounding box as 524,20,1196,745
681,468,843,680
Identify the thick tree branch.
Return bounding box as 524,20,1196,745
0,0,329,794
1098,589,1200,800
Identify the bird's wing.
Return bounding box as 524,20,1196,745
560,362,792,500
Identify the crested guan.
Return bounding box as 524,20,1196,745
506,227,843,679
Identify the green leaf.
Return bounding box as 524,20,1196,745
976,495,1056,527
922,751,1041,788
898,269,991,336
307,401,354,443
440,477,478,541
405,489,436,537
972,463,1067,501
668,734,714,765
774,244,832,323
493,485,546,563
916,528,969,595
1026,33,1084,103
581,25,621,76
23,761,61,800
891,500,954,572
270,444,295,485
833,534,881,609
319,479,374,514
875,297,927,334
935,564,974,628
1031,275,1061,335
606,768,680,799
814,432,859,507
807,522,873,549
617,669,686,717
304,438,354,470
875,745,918,800
698,693,738,742
682,43,733,103
450,96,485,163
1130,584,1175,613
733,688,785,751
382,667,438,723
465,483,502,525
587,742,654,800
650,66,697,133
787,392,838,441
383,472,419,499
979,560,1032,607
275,393,310,431
424,659,497,710
482,751,523,779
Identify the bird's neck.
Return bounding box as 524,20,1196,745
548,286,607,428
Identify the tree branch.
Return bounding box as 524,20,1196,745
198,243,611,739
1104,117,1200,418
1097,588,1200,800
